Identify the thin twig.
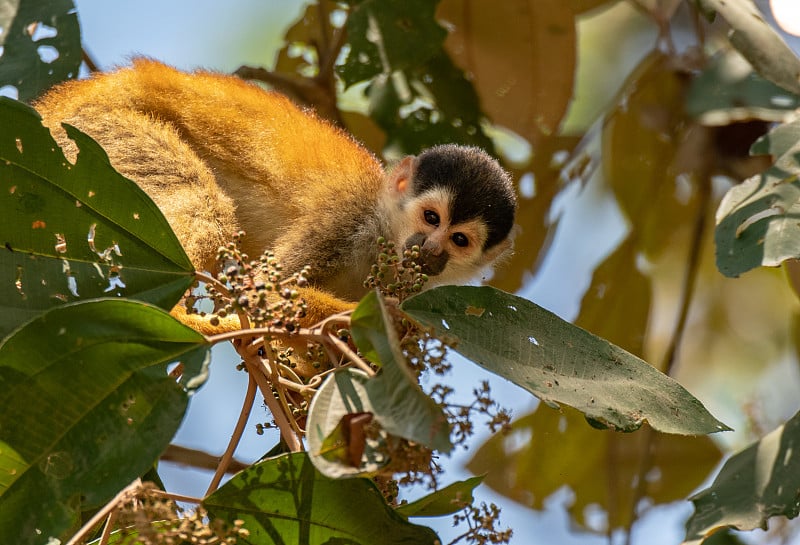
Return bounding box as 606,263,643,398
661,175,711,376
325,333,375,375
242,354,303,451
260,337,304,437
623,173,712,545
205,374,257,496
316,0,332,58
194,270,226,292
312,309,353,331
149,489,204,504
318,20,348,83
97,507,118,545
81,48,99,72
192,270,252,330
206,326,315,345
688,1,706,50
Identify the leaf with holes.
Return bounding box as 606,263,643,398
687,50,800,125
0,299,209,544
0,0,82,102
0,98,194,337
402,286,730,435
204,452,440,545
338,0,447,87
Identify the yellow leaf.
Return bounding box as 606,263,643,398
438,0,578,146
468,404,723,532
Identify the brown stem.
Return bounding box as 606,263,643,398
688,1,707,50
242,354,303,451
661,176,711,377
65,479,141,545
205,374,258,496
316,0,332,58
260,336,304,437
318,21,348,84
206,326,316,344
97,507,117,545
150,489,204,504
324,333,375,376
234,65,312,96
623,173,712,545
81,48,99,72
160,444,248,473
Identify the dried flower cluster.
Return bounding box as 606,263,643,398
452,502,513,545
186,231,309,333
110,483,248,545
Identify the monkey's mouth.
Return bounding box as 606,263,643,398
417,251,447,276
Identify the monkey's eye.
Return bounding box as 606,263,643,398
452,232,469,247
424,210,440,226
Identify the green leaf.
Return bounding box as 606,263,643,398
338,0,447,87
697,0,800,95
307,290,452,478
0,98,194,337
715,117,800,277
750,115,800,160
687,50,800,125
366,51,495,154
401,286,730,435
684,408,800,544
338,0,494,155
351,290,452,452
396,475,484,517
204,452,440,545
0,299,209,544
0,0,82,102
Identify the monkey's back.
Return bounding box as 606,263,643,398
34,60,385,276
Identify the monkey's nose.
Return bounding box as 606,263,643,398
421,238,443,256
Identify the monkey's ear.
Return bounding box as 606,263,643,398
389,156,416,196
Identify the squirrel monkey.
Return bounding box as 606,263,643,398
34,60,517,333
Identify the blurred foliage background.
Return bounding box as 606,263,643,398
3,0,800,543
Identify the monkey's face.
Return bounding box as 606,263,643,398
395,187,503,285
385,144,517,287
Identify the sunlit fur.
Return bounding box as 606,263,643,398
34,60,516,333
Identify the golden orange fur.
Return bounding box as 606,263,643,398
34,60,516,338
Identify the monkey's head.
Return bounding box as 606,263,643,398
384,144,517,287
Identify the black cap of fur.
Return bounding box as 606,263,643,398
413,145,516,249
